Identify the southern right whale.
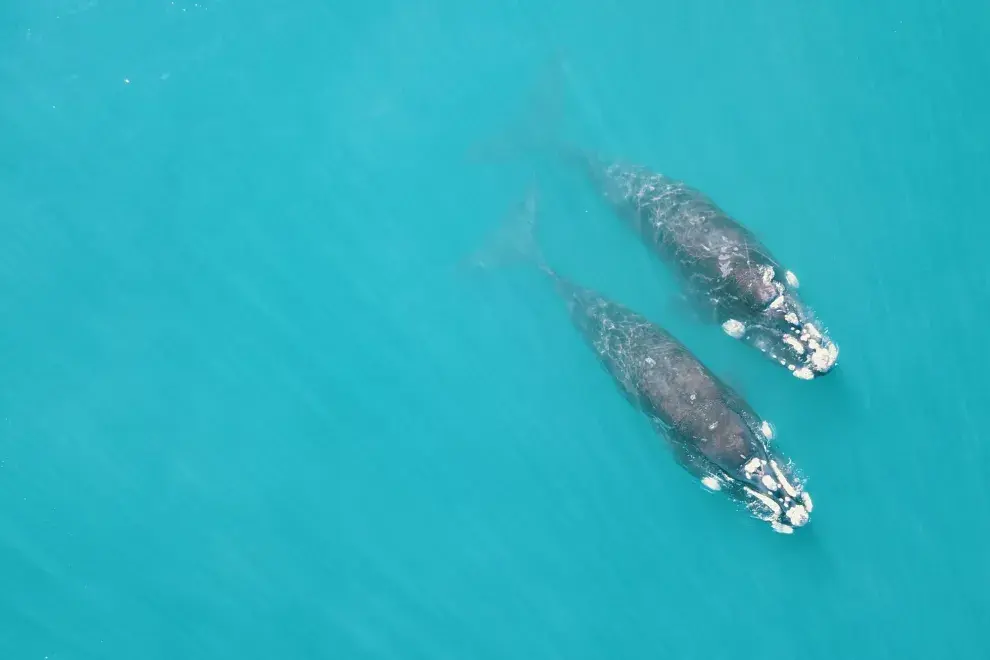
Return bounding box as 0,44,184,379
574,154,839,381
472,192,814,534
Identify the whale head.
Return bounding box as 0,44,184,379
735,453,813,534
691,408,813,534
722,265,838,379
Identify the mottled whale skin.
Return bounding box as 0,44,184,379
474,195,814,534
579,156,839,380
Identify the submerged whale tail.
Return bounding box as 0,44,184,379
467,54,579,167
466,188,554,277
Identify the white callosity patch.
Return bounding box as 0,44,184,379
770,317,839,378
769,460,799,499
824,342,839,367
783,334,806,355
751,334,788,370
811,347,834,371
769,461,811,529
722,319,745,338
760,420,774,440
785,504,809,527
771,521,794,534
701,476,721,491
768,334,817,377
744,486,782,518
761,474,779,491
794,319,839,374
785,270,800,288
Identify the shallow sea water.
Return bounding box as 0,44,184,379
1,1,989,658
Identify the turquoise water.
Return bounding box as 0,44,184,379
2,1,989,658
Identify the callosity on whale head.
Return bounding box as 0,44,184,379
720,265,838,380
736,454,813,534
696,418,814,534
692,407,813,535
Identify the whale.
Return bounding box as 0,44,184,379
572,154,839,381
471,192,815,534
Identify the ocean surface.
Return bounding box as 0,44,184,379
2,1,989,658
